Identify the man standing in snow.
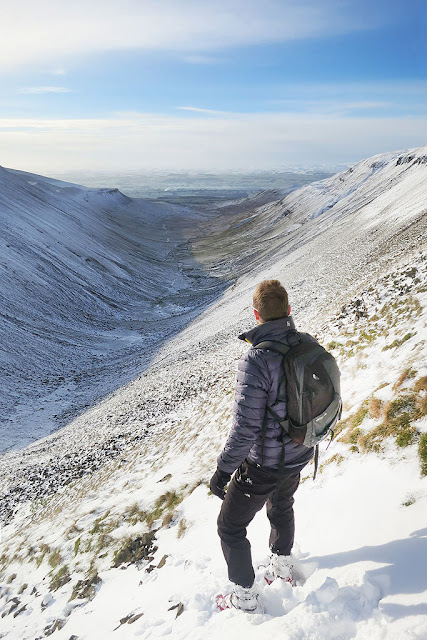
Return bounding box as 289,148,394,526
210,280,314,613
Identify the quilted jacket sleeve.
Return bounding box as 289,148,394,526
217,348,271,475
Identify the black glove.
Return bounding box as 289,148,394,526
209,468,231,500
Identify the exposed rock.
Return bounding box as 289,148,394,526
13,604,27,618
158,473,172,483
1,596,20,617
114,611,144,629
145,564,156,573
168,602,184,618
128,613,144,624
157,554,168,569
70,573,102,601
113,532,158,568
44,618,67,636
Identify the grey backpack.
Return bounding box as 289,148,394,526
255,330,342,478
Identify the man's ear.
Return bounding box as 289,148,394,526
254,308,261,323
288,304,291,316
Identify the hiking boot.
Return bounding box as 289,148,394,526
217,584,263,614
264,553,295,586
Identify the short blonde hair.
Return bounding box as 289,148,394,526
253,280,289,321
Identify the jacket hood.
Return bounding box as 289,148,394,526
238,316,296,346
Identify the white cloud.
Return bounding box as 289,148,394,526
19,86,73,94
1,111,426,173
0,0,390,71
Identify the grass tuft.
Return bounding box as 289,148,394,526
393,368,417,391
318,453,345,474
48,550,62,569
385,395,417,422
122,503,147,526
74,537,81,557
145,490,184,529
35,543,50,568
414,376,427,393
395,426,418,448
336,401,369,441
368,396,383,420
382,332,415,351
177,518,188,539
162,512,175,528
419,434,427,476
49,565,71,591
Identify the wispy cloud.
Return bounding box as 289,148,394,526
264,81,427,116
19,86,73,94
177,106,234,116
1,110,426,173
0,0,394,71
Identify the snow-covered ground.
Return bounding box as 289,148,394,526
0,166,225,452
0,147,426,639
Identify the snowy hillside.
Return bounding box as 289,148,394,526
0,146,426,639
1,255,426,640
0,167,224,451
1,147,426,451
189,146,427,325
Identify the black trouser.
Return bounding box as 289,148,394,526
217,460,300,588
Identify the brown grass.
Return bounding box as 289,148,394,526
368,397,383,420
414,376,427,393
393,368,417,391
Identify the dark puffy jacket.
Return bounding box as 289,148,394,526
217,316,314,475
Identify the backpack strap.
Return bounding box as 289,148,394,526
254,339,293,463
265,405,289,435
253,334,300,435
313,444,319,480
254,340,291,354
254,331,301,355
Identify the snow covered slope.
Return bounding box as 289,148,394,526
189,146,427,326
0,255,426,640
0,146,426,639
0,167,224,451
1,147,426,452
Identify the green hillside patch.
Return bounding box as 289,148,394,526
419,434,427,476
337,374,427,473
145,490,184,529
49,565,71,591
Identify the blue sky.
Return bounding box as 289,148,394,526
0,0,426,172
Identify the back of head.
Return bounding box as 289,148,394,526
253,280,289,321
